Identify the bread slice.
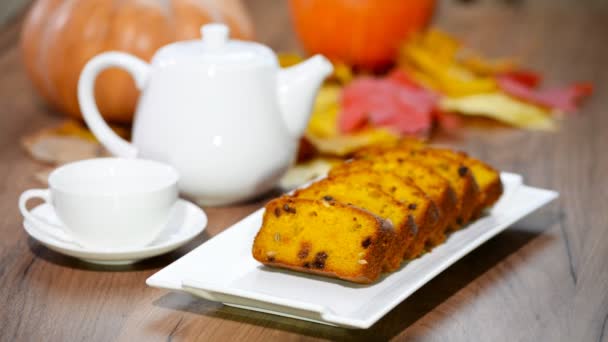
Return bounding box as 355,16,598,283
362,140,503,218
252,197,394,284
325,168,440,259
452,152,502,217
355,137,427,156
360,149,480,230
409,147,503,217
293,176,415,271
330,158,457,246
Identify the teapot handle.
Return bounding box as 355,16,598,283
78,52,149,159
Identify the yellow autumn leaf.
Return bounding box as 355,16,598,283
306,129,399,157
333,62,354,85
441,76,496,97
401,37,497,96
306,85,341,138
401,65,441,90
278,53,304,68
398,29,517,97
440,93,556,130
420,29,461,64
458,50,515,76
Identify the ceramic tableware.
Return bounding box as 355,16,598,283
22,198,207,265
78,23,333,206
19,158,179,250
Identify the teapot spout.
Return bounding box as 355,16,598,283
277,54,333,138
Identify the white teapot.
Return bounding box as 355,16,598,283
78,24,332,206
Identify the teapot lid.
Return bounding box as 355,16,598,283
151,24,277,68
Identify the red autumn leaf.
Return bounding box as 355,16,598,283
387,69,425,89
339,72,438,135
497,75,593,113
339,78,373,132
499,70,542,88
434,110,462,132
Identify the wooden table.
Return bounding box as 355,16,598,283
2,1,607,340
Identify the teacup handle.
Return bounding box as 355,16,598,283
78,51,149,159
19,189,77,245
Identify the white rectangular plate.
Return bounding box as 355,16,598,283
147,173,558,329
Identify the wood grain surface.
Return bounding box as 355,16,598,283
1,0,607,341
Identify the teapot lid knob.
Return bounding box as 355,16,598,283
201,23,229,49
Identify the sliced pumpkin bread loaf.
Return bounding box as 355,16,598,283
293,176,415,271
330,158,457,246
252,197,394,284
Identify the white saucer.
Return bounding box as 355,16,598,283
23,199,207,265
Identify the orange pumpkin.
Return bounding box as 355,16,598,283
21,0,254,124
289,0,435,70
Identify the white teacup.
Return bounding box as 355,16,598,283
19,158,179,250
